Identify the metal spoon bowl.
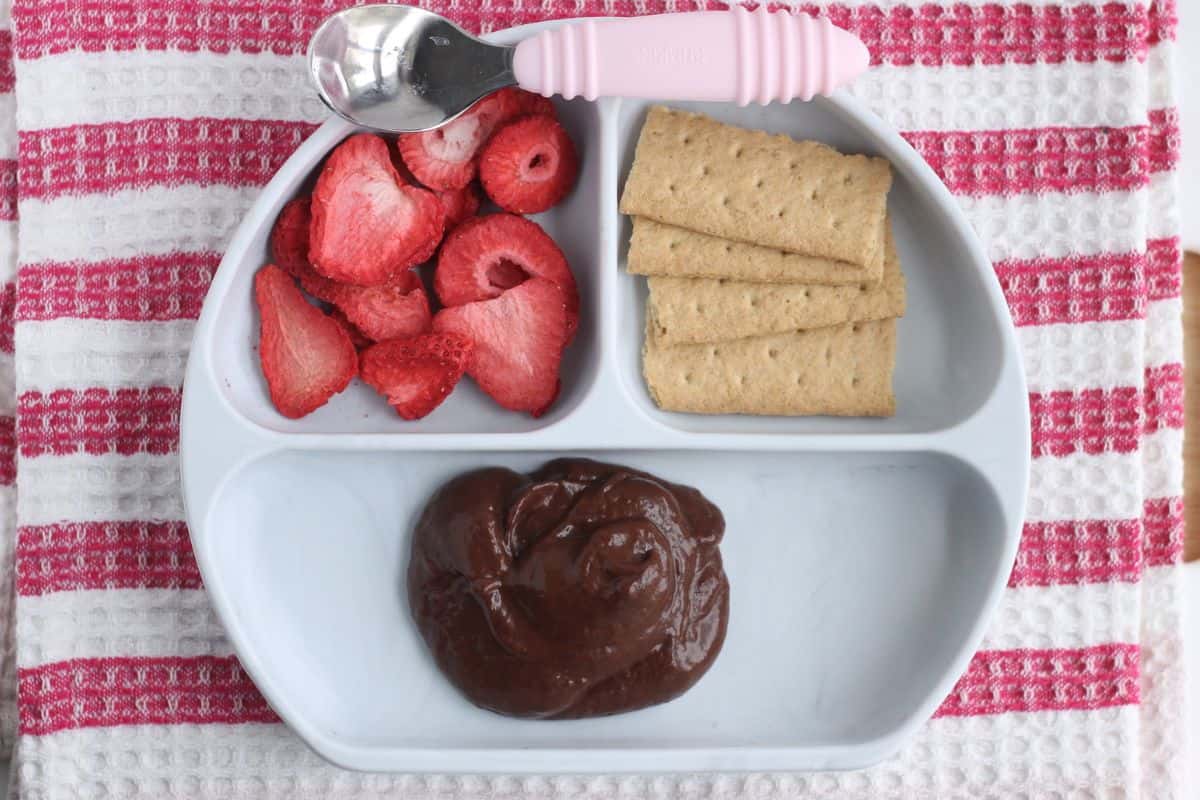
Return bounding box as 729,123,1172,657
308,5,515,133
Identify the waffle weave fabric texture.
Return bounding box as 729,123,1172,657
0,0,1188,798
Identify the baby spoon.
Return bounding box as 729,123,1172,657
309,4,871,133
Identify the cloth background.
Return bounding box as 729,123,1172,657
0,1,1186,797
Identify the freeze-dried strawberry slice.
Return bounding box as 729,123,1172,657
255,264,356,418
397,94,510,191
359,333,472,420
270,197,313,277
434,214,578,339
479,115,578,214
327,269,432,342
435,184,482,230
329,308,373,349
309,134,441,286
396,88,556,191
432,277,568,416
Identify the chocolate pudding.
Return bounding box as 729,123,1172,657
408,458,729,719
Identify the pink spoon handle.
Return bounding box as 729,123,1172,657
511,8,870,104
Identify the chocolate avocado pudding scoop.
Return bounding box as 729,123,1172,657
408,458,729,719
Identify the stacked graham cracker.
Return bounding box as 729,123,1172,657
619,107,905,417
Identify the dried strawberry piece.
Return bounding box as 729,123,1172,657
270,197,313,277
327,269,432,342
397,94,511,191
434,214,578,340
396,88,556,191
406,199,447,267
501,87,557,119
310,134,442,286
328,307,373,349
255,264,356,418
432,278,568,416
434,184,482,230
479,115,578,214
360,333,472,420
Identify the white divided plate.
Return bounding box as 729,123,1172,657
180,20,1030,775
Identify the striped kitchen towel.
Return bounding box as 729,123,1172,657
0,1,1187,797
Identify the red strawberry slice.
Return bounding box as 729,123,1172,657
255,264,356,419
310,134,442,286
360,333,473,420
434,213,579,339
388,140,418,183
328,308,373,349
515,93,556,118
405,195,447,266
327,269,432,342
267,198,341,303
397,92,512,191
271,197,312,277
396,87,555,192
479,115,578,214
273,251,339,304
432,277,568,416
435,184,482,230
295,265,339,304
494,87,558,119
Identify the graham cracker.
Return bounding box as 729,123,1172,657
619,106,892,267
627,217,883,286
647,227,905,345
643,319,896,417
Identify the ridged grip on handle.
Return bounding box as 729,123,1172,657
511,8,870,104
